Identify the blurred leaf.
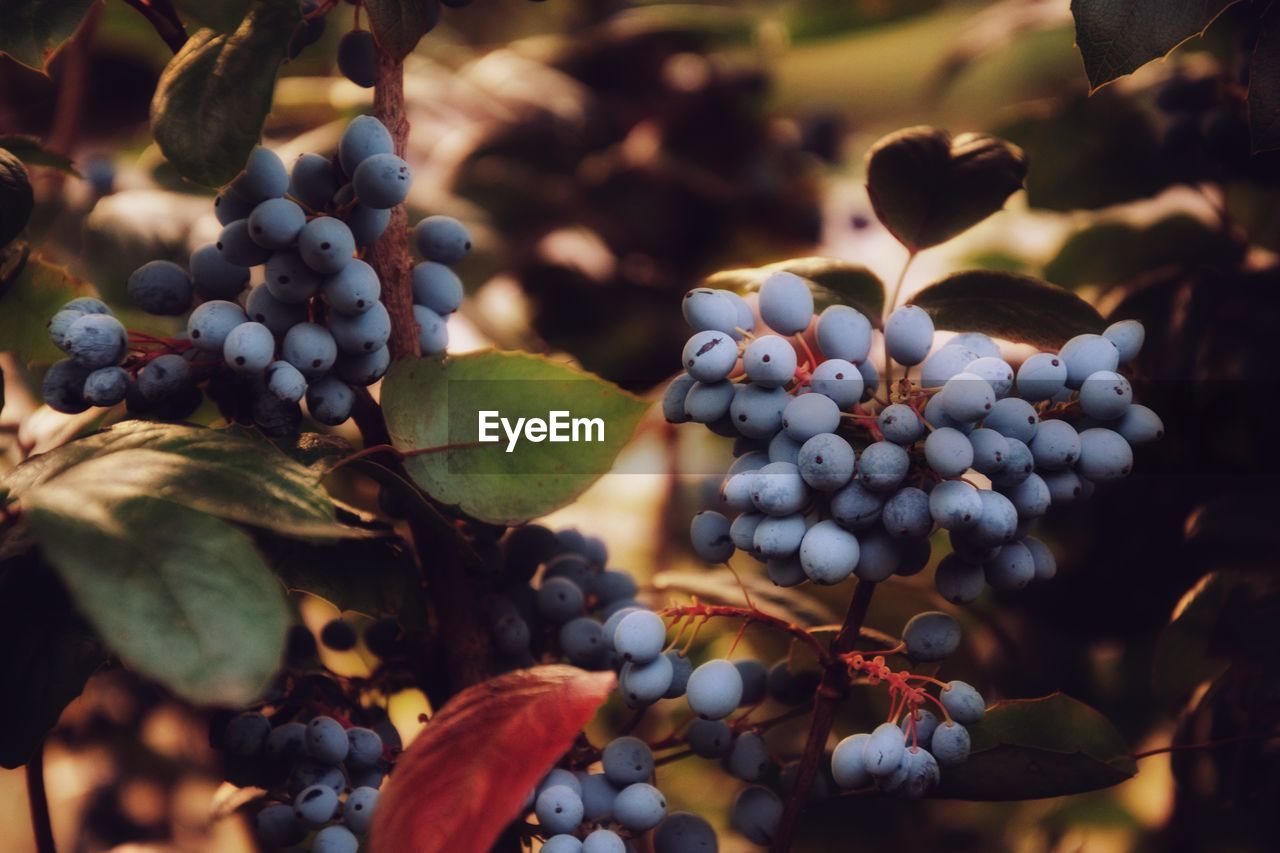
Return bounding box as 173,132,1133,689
909,270,1105,348
0,147,34,247
1044,215,1244,289
364,0,440,63
1226,179,1280,251
0,0,97,72
25,494,289,707
864,127,1026,252
652,568,840,627
151,1,300,186
265,534,425,627
706,257,886,323
1249,13,1280,151
935,693,1136,800
381,352,647,525
4,421,350,538
370,666,616,853
0,551,106,768
1183,493,1280,568
170,0,251,33
0,257,85,363
1070,0,1241,90
998,94,1172,211
0,135,77,175
1152,572,1233,705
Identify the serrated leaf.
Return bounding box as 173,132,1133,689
934,693,1136,800
364,0,441,62
1249,13,1280,152
24,494,290,706
381,352,647,525
0,0,98,72
1,147,34,247
0,551,106,768
1070,0,1241,91
4,422,349,538
150,1,300,186
371,666,616,853
0,135,78,175
908,270,1105,348
705,257,885,322
865,127,1026,252
0,256,86,362
1044,214,1243,289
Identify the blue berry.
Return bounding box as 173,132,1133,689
64,313,127,369
858,441,910,492
1078,370,1132,420
967,427,1009,475
862,721,906,777
682,287,739,334
343,785,380,834
829,479,884,529
613,610,666,663
808,358,863,407
654,812,718,853
1015,352,1067,401
796,432,856,492
265,720,307,764
783,392,841,441
128,260,192,316
230,145,288,202
940,680,985,723
583,829,626,853
758,271,813,335
982,396,1039,443
288,152,338,211
749,461,809,516
1115,403,1164,444
214,189,255,225
613,782,667,831
293,783,339,827
935,552,984,603
298,216,355,274
662,373,697,424
686,718,732,758
217,219,273,267
306,376,356,426
559,617,606,666
414,215,472,264
1076,427,1133,482
353,153,412,209
882,486,932,538
928,480,981,530
900,707,939,746
831,732,872,788
83,366,129,407
902,611,961,662
306,716,349,764
136,353,191,401
852,530,901,581
984,541,1035,590
798,519,858,585
602,736,653,786
879,745,939,798
730,786,782,845
537,576,585,623
1023,535,1057,581
191,243,250,299
255,803,304,847
337,29,376,87
931,721,971,766
1102,319,1144,364
223,321,275,373
884,305,934,365
752,513,807,559
924,427,974,478
263,361,306,403
543,836,583,853
726,731,771,781
312,824,359,853
816,304,872,363
224,711,270,756
965,355,1015,398
939,372,995,422
188,299,247,352
411,261,463,315
742,335,796,388
684,380,734,423
345,727,383,769
690,510,734,563
412,304,449,355
878,403,925,444
682,330,738,382
283,322,338,378
1058,333,1119,388
580,772,619,821
687,659,743,719
1029,419,1081,470
329,300,391,353
339,116,394,175
621,653,675,706
247,197,306,249
920,345,978,388
729,384,787,439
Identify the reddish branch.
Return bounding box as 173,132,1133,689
120,0,188,54
657,603,832,667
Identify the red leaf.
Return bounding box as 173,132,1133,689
370,665,616,853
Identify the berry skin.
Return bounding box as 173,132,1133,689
931,721,971,766
750,461,809,516
798,519,859,585
1078,370,1133,420
662,374,697,424
613,610,666,663
307,376,356,426
742,335,797,387
582,829,627,853
1115,404,1164,445
602,736,654,786
265,361,307,403
286,759,345,795
935,552,985,604
664,651,694,699
543,836,584,853
796,432,856,492
882,486,932,538
339,115,394,175
783,393,841,441
347,202,391,247
621,654,675,706
224,711,270,756
965,356,1015,398
730,785,783,845
83,366,130,407
884,305,934,366
816,304,872,363
48,309,86,351
682,287,740,335
858,441,910,492
736,662,768,705
288,152,338,211
1076,427,1134,482
862,721,906,777
682,330,738,382
537,576,585,623
852,530,901,581
687,719,733,758
306,716,349,764
829,480,884,530
293,783,339,827
878,403,925,444
690,510,734,563
928,480,982,530
282,322,338,378
809,358,863,407
726,731,771,781
214,189,254,225
188,300,248,352
686,659,744,719
879,745,939,798
222,321,275,373
414,215,472,264
136,353,192,401
940,680,985,723
411,261,463,314
1058,333,1120,388
971,489,1018,545
64,313,127,369
902,611,961,662
580,772,620,821
901,707,939,746
758,270,813,335
343,786,380,834
337,29,376,87
246,282,307,335
128,260,192,316
230,145,289,202
298,216,356,275
540,769,583,798
1029,419,1081,471
967,428,1009,476
247,197,306,249
345,727,383,768
924,428,974,478
320,617,357,650
1002,472,1051,519
982,396,1039,443
412,304,449,355
560,617,606,666
1015,352,1067,401
64,297,111,315
329,300,392,353
752,513,807,559
939,372,995,422
217,219,273,267
684,381,735,424
613,782,668,832
313,824,359,853
729,384,788,439
1103,319,1144,364
920,345,978,388
1041,468,1085,504
353,153,412,209
984,541,1036,590
255,803,304,847
831,732,872,788
654,812,718,853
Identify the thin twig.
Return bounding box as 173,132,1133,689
1131,730,1280,761
27,742,55,853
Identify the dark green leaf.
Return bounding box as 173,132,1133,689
1249,13,1280,151
934,693,1136,800
1070,0,1241,90
0,257,86,363
864,127,1026,252
150,1,301,186
1044,214,1244,289
0,550,106,768
705,257,886,323
908,270,1105,348
264,533,424,627
381,352,647,525
0,147,34,247
4,422,349,538
25,494,290,706
170,0,252,33
0,135,78,175
1151,572,1233,705
0,0,97,72
364,0,440,62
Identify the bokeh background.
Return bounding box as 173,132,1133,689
2,0,1278,850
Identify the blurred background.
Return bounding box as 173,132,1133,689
2,0,1279,850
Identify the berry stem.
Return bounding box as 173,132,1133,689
881,250,917,395
770,578,877,853
657,604,831,666
26,740,55,853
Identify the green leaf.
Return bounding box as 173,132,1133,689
381,352,647,525
1044,214,1244,290
150,1,301,186
1249,13,1280,152
1070,0,1241,91
0,147,34,247
864,127,1027,252
4,421,349,538
24,494,290,706
934,693,1136,800
705,257,886,323
908,270,1105,348
0,257,85,362
0,550,106,768
170,0,252,33
0,135,78,175
0,0,97,72
364,0,441,62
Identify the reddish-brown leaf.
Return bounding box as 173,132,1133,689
370,665,616,853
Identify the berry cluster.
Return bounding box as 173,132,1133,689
666,272,1163,600
216,616,409,852
41,116,470,432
